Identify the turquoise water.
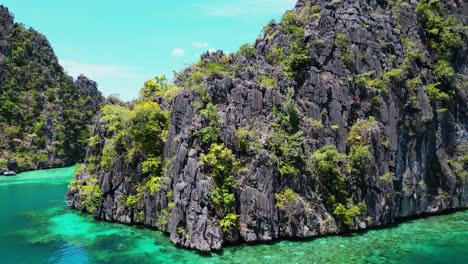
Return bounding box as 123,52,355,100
0,167,467,264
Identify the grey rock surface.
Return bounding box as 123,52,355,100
67,0,468,252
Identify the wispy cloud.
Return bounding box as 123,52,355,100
195,0,296,18
171,48,185,57
192,42,209,48
60,60,137,79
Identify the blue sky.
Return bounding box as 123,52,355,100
2,0,296,101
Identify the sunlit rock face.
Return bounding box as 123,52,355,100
67,0,468,252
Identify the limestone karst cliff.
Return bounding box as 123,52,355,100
67,0,467,252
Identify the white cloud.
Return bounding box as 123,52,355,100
195,0,296,18
192,42,209,48
171,48,185,57
60,59,137,79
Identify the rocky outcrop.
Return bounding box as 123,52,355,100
0,5,104,172
67,0,467,252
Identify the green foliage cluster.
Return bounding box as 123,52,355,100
308,117,376,228
268,89,305,178
275,188,298,209
200,143,239,232
333,200,366,227
448,144,468,184
238,43,256,58
266,10,310,79
388,0,410,18
142,156,164,194
196,103,221,145
308,118,324,136
307,145,367,228
416,0,464,61
122,186,143,209
69,169,102,213
346,117,377,178
416,0,463,102
0,19,103,170
335,33,354,70
257,74,278,88
424,82,449,102
139,75,181,104
380,172,395,184
433,60,455,81
77,98,170,215
200,143,237,213
182,58,232,103
266,43,285,65
220,213,240,233
235,128,254,153
99,101,169,168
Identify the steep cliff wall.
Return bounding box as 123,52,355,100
0,6,104,172
67,0,467,252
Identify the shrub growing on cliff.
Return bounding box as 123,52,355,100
238,43,256,58
129,102,169,155
308,145,348,201
197,103,221,145
275,188,298,209
220,213,240,232
200,143,237,214
416,0,463,61
333,199,366,228
140,75,168,101
448,144,468,184
268,89,305,178
336,33,354,70
69,174,102,213
424,82,449,102
308,145,368,228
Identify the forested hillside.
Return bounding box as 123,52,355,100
0,6,103,172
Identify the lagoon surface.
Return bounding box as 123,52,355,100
0,166,467,264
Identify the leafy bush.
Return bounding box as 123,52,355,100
197,103,220,145
333,200,366,228
69,175,102,213
308,118,324,136
433,60,455,81
308,145,347,200
448,144,468,184
380,172,395,184
257,75,278,88
235,128,253,153
238,43,256,58
273,89,301,133
129,102,169,155
275,188,298,209
200,144,237,214
0,158,7,168
424,82,450,102
220,213,239,232
139,75,168,101
416,0,463,61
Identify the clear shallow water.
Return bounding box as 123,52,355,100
0,167,467,264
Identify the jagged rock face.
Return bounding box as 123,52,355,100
67,0,467,252
0,6,104,172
